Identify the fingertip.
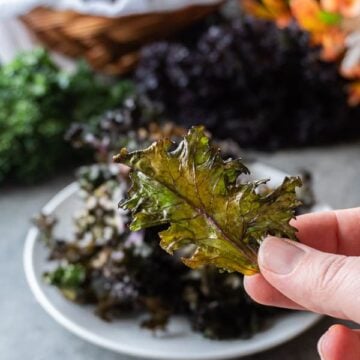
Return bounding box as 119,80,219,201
318,324,360,360
243,274,264,302
244,274,273,305
291,211,339,253
244,273,276,306
244,273,303,310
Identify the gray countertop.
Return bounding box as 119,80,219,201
2,142,360,360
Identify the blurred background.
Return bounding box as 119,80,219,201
1,0,360,359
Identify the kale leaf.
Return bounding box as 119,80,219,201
115,126,302,275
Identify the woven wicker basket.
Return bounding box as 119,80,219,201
21,4,220,75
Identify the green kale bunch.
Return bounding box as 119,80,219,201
0,48,134,184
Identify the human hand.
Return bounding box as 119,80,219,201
244,208,360,360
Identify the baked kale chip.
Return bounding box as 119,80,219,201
115,126,301,275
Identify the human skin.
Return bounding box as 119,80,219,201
244,208,360,359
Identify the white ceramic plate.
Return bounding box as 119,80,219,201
24,162,326,360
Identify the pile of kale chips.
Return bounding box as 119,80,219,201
36,98,316,339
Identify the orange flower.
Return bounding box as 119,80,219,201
291,0,346,60
291,0,330,32
242,0,292,27
321,0,360,17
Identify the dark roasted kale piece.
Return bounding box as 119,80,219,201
116,126,301,275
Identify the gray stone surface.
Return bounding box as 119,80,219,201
1,142,360,360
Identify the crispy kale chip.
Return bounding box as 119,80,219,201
115,126,301,275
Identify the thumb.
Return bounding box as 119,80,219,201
258,237,360,323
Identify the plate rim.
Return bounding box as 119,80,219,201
23,164,324,360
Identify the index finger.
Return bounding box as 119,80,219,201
293,208,360,256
